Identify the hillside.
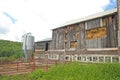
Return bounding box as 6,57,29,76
0,40,24,59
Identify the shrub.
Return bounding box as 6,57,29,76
29,69,45,80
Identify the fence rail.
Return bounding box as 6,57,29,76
0,60,35,76
0,58,70,76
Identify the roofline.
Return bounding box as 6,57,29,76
35,41,52,43
35,38,52,43
35,40,52,43
52,8,117,30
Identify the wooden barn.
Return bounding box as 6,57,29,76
40,8,119,63
38,1,120,63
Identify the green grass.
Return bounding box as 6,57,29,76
1,62,120,80
0,74,28,80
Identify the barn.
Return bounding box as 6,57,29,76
37,8,119,63
37,1,120,63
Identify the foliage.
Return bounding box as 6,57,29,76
29,69,45,80
1,62,120,80
0,40,24,61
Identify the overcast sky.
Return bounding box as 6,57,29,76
0,0,117,42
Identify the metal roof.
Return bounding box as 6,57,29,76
53,8,117,30
36,38,52,43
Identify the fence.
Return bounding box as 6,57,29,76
0,59,35,76
0,57,67,76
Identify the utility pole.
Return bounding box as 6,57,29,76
117,0,120,61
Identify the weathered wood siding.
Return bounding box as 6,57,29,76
106,15,118,48
86,14,118,48
51,13,118,51
35,41,51,51
79,23,86,49
51,28,65,50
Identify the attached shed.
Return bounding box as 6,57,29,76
35,38,52,54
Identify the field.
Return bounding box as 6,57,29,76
1,62,120,80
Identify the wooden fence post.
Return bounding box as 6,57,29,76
17,59,18,72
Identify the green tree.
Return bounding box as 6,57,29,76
0,40,24,60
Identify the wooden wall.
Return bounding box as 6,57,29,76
35,41,51,51
51,28,65,50
86,14,118,48
106,15,118,48
51,13,118,51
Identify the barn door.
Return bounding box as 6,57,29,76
45,43,48,51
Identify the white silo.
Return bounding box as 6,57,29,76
22,33,35,62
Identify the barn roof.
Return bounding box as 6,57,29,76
53,8,117,30
35,38,52,43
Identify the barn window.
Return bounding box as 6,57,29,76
77,56,81,61
102,18,107,27
100,18,103,27
86,19,100,29
65,55,71,61
112,57,119,62
99,56,104,62
40,54,45,58
105,56,111,62
86,27,106,39
70,41,77,49
76,32,79,39
48,54,59,60
85,22,87,29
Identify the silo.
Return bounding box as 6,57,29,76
22,33,35,62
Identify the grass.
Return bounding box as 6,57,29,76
1,62,120,80
0,74,28,80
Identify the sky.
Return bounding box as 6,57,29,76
0,0,117,42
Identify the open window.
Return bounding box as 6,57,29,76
86,27,106,39
70,41,77,49
76,32,79,39
45,43,48,51
102,18,107,27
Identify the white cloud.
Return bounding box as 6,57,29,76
0,0,110,42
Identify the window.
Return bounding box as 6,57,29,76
76,32,79,39
60,55,64,61
65,55,71,61
82,56,86,61
105,56,111,62
102,18,107,27
100,18,103,27
48,54,59,60
85,18,107,40
40,54,45,58
77,56,81,61
86,27,106,39
45,43,49,51
87,56,92,62
85,22,87,29
70,41,77,49
112,57,119,63
93,56,98,62
99,56,104,62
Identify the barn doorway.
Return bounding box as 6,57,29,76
45,43,48,51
